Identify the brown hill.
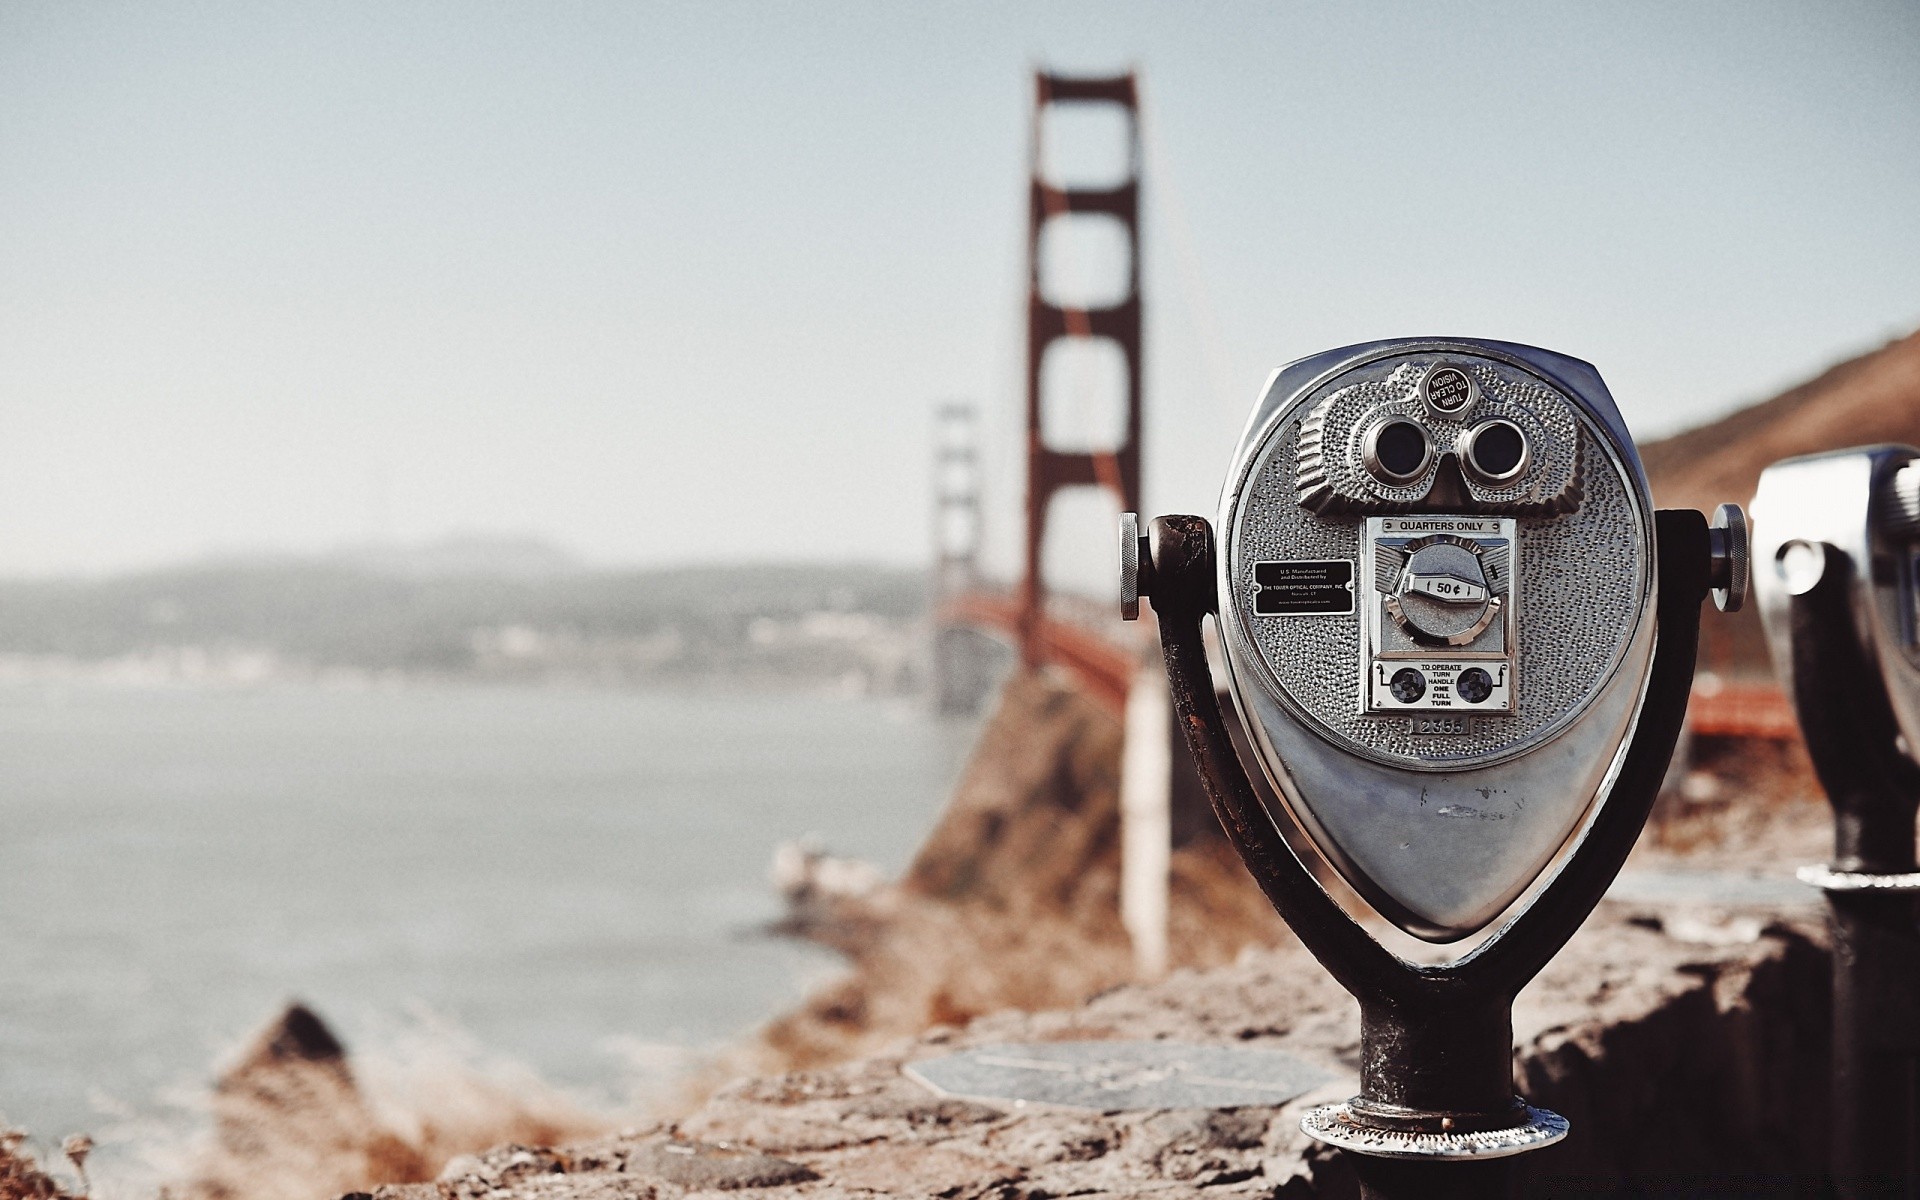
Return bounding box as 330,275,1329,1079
1640,326,1920,677
1643,327,1920,513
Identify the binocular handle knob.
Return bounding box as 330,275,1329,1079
1879,461,1920,541
1119,512,1153,620
1709,502,1750,613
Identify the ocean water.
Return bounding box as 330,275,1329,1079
0,681,978,1181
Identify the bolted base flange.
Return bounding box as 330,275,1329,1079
1301,1100,1568,1160
1797,864,1920,892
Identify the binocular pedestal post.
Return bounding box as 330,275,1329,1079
1784,545,1920,1200
1134,510,1712,1199
1305,996,1568,1199
1821,887,1920,1200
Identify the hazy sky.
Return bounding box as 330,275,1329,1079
3,2,1917,583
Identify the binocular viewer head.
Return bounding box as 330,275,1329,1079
1753,445,1920,772
1123,336,1747,1158
1187,338,1680,941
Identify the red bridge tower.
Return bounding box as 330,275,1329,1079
1019,71,1144,667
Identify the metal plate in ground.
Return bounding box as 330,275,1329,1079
1607,868,1818,908
1797,864,1920,892
905,1041,1335,1112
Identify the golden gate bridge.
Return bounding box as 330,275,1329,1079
928,69,1793,744
930,71,1144,720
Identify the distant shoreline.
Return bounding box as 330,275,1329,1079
0,557,936,697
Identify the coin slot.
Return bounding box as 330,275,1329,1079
1461,420,1529,484
1365,418,1432,485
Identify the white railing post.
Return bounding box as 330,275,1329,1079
1120,664,1171,978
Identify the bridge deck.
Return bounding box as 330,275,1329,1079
938,590,1135,719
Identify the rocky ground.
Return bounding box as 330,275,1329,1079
340,895,1831,1198
759,670,1290,1071
327,683,1837,1199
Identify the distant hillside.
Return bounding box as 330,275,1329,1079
1644,328,1920,512
1641,326,1920,677
329,533,587,579
0,556,928,691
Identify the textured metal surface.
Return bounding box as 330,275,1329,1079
1752,446,1920,766
905,1042,1334,1112
1224,345,1651,768
1209,339,1658,940
1119,511,1143,620
1134,508,1711,1194
1296,360,1583,516
1364,517,1516,716
1460,418,1531,485
1750,481,1920,1198
1300,1102,1568,1159
1881,461,1920,541
1228,638,1650,938
1709,501,1750,613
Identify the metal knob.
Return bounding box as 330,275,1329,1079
1878,461,1920,541
1777,539,1831,596
1709,502,1749,613
1119,512,1153,620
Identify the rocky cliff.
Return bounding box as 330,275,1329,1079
760,669,1289,1069
341,901,1834,1199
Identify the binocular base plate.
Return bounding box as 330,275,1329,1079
1300,1102,1568,1160
1797,864,1920,892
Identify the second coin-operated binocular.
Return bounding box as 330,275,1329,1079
1124,338,1744,1196
1752,447,1920,1198
1752,445,1920,813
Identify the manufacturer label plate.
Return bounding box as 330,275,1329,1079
1254,560,1355,616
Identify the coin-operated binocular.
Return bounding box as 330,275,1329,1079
1123,338,1745,1197
1751,448,1920,1199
